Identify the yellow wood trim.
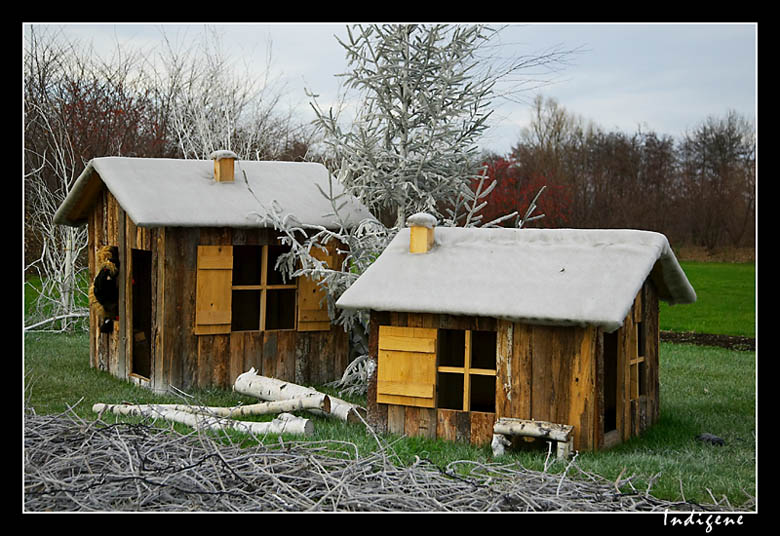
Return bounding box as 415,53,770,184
379,326,438,341
299,309,330,322
377,350,437,378
259,246,268,331
295,245,333,333
463,330,472,412
297,321,331,332
468,368,496,376
195,245,233,335
194,324,230,336
377,380,434,399
231,284,296,291
197,255,233,270
196,310,231,325
377,393,436,408
231,284,263,290
379,334,436,353
437,365,494,376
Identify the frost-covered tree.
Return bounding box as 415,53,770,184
312,24,498,228
260,24,571,394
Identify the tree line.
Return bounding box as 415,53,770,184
479,96,755,251
24,25,755,331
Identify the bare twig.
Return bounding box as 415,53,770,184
23,407,753,512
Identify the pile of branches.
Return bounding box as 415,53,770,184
24,406,745,513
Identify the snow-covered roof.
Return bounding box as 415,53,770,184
54,156,373,229
336,226,696,332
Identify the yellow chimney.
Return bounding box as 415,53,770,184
210,150,238,182
407,212,437,254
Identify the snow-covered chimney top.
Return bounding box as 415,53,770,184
210,150,238,182
407,212,437,253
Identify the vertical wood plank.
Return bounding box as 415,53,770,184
405,407,436,439
229,331,245,387
152,228,165,392
162,228,201,391
116,205,127,380
644,279,661,425
407,313,423,328
367,311,389,434
462,330,472,412
594,328,605,450
495,320,513,418
387,405,405,436
567,326,597,451
531,326,553,422
294,333,310,385
262,332,278,380
436,409,457,442
436,409,472,443
470,411,495,446
87,193,98,369
276,331,297,383
513,323,533,420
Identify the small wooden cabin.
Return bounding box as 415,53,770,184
336,214,696,451
54,151,371,393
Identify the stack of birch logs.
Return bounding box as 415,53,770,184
93,368,366,437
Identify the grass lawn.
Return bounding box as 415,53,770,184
23,331,756,509
23,259,756,509
660,261,755,337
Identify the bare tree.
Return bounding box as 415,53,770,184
154,26,315,161
679,111,756,250
24,27,90,331
23,25,316,331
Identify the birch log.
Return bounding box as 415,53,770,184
92,403,313,436
493,418,573,442
234,368,365,423
92,395,330,419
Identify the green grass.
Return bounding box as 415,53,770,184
23,259,756,509
660,261,755,337
23,332,756,509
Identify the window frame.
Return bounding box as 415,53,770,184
436,329,497,412
231,244,297,332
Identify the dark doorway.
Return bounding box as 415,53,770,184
131,249,152,379
603,330,618,434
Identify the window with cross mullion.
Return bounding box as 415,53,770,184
231,244,296,331
436,329,496,413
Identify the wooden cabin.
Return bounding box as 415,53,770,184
54,151,372,393
336,213,696,452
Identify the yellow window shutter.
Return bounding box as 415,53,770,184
195,245,233,335
377,326,438,408
296,246,334,332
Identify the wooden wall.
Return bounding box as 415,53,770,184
495,321,599,451
368,311,498,446
367,279,660,452
87,184,348,393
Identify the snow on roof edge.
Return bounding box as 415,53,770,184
336,226,696,332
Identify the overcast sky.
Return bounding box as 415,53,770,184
31,23,757,156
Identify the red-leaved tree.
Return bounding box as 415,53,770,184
477,156,571,228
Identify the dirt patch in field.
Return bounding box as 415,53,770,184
674,246,754,263
661,330,755,351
